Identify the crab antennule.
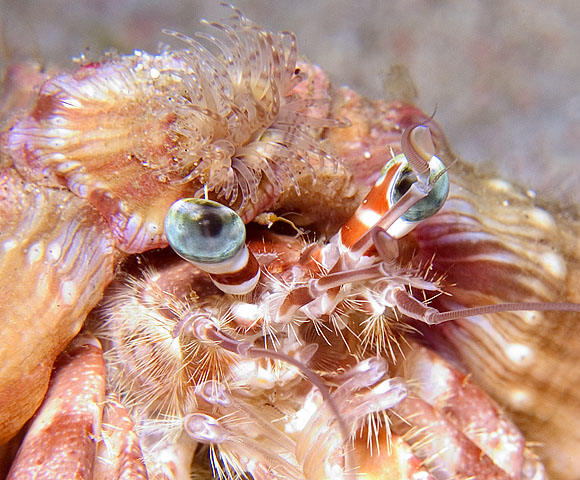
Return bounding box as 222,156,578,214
165,198,261,295
425,301,580,325
389,274,580,326
401,124,433,181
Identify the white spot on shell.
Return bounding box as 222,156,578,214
363,150,371,159
92,180,109,191
527,207,557,232
49,138,66,148
60,280,77,306
51,116,67,126
73,182,88,198
538,251,567,280
145,222,159,234
509,388,534,411
2,239,18,252
521,311,542,326
27,242,44,264
48,127,75,138
79,83,99,99
55,160,81,174
506,343,535,369
46,242,62,262
150,67,160,79
487,178,513,193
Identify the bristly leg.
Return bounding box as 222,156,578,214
97,269,240,419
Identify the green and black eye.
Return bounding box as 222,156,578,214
390,156,450,223
165,198,246,265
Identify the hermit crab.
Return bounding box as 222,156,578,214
1,5,580,480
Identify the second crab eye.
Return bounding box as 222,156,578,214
165,198,246,265
391,155,450,223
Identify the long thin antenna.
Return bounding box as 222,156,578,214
426,302,580,324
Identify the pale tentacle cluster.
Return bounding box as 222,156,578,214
3,5,342,256
162,5,340,207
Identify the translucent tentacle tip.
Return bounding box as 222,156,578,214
184,413,230,444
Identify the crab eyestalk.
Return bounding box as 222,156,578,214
165,198,261,295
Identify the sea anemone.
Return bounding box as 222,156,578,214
160,6,341,207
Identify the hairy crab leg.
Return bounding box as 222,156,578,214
180,311,358,479
390,344,544,479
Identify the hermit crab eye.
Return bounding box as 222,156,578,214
391,156,449,223
165,198,246,264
